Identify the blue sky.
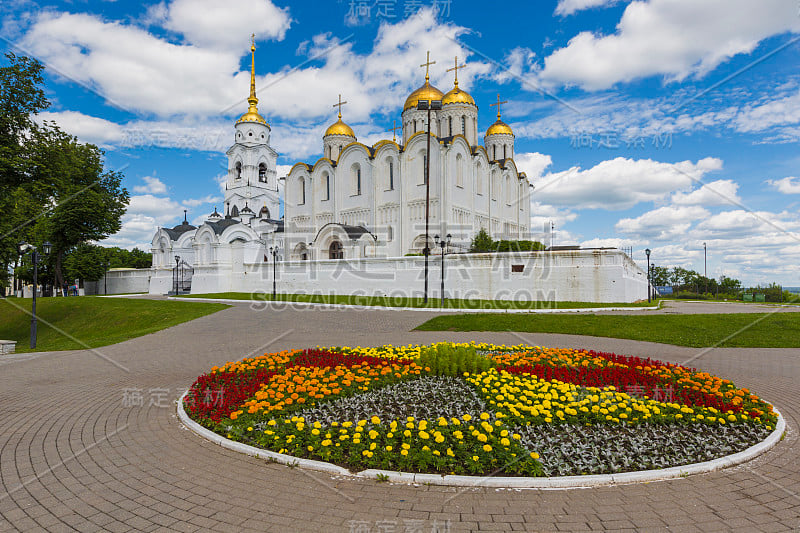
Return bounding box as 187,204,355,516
3,0,799,285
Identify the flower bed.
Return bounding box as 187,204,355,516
184,343,777,477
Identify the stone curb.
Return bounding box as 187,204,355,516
178,391,785,489
168,297,659,314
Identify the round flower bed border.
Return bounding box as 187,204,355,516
177,391,785,489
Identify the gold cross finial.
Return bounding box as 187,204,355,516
388,120,400,142
420,51,436,82
446,56,466,86
248,34,258,105
332,94,348,119
251,33,255,52
489,93,508,120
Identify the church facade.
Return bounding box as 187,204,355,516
284,60,531,261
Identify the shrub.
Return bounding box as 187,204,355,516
418,343,493,376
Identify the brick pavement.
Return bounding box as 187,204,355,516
0,301,798,532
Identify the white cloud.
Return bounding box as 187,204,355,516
671,179,741,207
161,0,291,50
767,176,800,194
555,0,621,16
515,152,553,179
127,194,183,224
182,195,222,208
35,111,125,148
133,176,168,195
735,89,800,133
615,205,710,239
539,0,800,90
533,156,722,210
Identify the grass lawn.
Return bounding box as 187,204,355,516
415,312,800,348
179,292,655,310
0,297,229,353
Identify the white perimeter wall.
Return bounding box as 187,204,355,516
150,250,648,303
86,269,151,295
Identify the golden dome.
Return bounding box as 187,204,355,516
237,107,267,125
324,117,356,138
486,114,514,136
403,80,445,111
443,85,475,106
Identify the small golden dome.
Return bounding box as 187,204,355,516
324,117,356,138
404,81,445,111
486,119,513,136
236,107,267,125
443,86,475,106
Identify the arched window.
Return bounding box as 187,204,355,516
259,206,270,219
299,177,306,205
351,164,361,196
461,116,466,135
448,116,453,136
413,121,417,134
387,226,393,242
231,204,240,217
476,163,483,195
258,163,267,183
235,161,242,180
323,173,330,201
503,145,507,160
456,153,464,188
493,145,497,160
388,159,394,190
329,240,343,259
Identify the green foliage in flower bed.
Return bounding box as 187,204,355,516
417,343,493,376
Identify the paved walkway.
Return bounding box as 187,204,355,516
1,301,798,532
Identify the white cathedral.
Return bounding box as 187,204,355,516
151,43,531,276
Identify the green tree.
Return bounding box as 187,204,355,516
650,266,670,287
469,228,494,253
29,123,129,288
63,243,108,282
0,53,50,286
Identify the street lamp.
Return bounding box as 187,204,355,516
269,246,280,298
17,241,51,349
703,242,708,294
103,261,110,295
434,234,451,308
174,255,181,295
645,248,651,303
417,97,442,304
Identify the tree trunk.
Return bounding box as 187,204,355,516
55,249,65,290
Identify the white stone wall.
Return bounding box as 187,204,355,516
179,249,647,303
86,269,152,295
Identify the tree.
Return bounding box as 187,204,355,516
0,53,49,286
469,228,494,253
63,243,108,282
29,123,129,288
650,266,670,287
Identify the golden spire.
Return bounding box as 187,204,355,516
447,56,466,88
420,51,436,83
236,34,267,125
247,34,258,109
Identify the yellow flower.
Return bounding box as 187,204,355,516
462,414,472,422
321,439,332,446
419,431,430,440
530,452,539,459
480,413,490,420
477,433,488,443
500,438,510,446
472,456,479,461
482,444,492,452
371,416,380,424
386,445,393,452
401,449,409,456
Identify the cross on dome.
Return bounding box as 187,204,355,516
446,56,466,87
420,51,436,82
490,93,508,120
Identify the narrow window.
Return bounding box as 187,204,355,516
299,177,305,205
324,173,330,200
357,168,361,195
448,117,453,136
235,162,242,180
493,145,497,160
503,145,507,160
461,116,466,135
388,159,394,190
258,163,267,183
423,155,428,184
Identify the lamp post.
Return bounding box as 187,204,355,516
703,242,707,294
174,255,181,295
103,261,109,295
269,246,279,298
417,97,442,303
17,241,51,349
645,248,651,303
434,234,451,308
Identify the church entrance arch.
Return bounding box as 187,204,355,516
329,240,344,259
